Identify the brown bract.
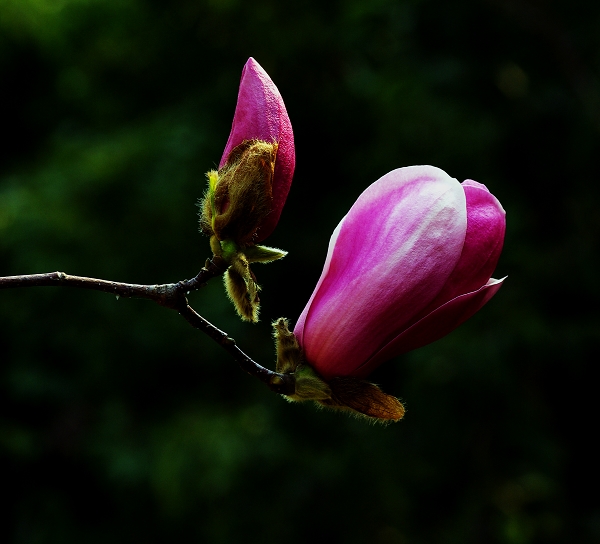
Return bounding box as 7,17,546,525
201,140,278,246
321,377,405,422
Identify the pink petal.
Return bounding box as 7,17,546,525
220,58,295,241
354,277,506,378
409,179,506,323
294,166,468,379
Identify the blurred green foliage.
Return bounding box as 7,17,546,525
1,0,599,542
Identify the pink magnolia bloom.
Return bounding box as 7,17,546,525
294,165,506,380
220,57,295,242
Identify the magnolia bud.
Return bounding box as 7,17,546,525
199,57,295,323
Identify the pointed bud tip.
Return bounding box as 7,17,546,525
219,58,295,242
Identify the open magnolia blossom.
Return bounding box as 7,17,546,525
200,57,295,322
274,165,505,421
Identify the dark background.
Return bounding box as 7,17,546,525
1,0,598,542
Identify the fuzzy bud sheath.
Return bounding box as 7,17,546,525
273,166,505,422
199,58,294,322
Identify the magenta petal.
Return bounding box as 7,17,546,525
294,166,468,379
453,180,505,291
412,178,506,321
220,57,295,241
354,277,506,378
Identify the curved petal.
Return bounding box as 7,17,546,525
354,277,506,378
453,180,505,296
220,58,295,241
410,179,506,322
294,221,343,347
295,165,467,379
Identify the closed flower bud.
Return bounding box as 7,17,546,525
199,58,295,322
295,165,506,379
273,165,505,421
218,57,295,242
200,57,295,246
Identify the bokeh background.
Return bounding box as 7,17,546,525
1,0,598,542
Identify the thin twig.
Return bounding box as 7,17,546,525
0,257,226,305
175,303,295,395
0,257,295,396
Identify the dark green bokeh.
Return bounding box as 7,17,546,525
1,0,598,542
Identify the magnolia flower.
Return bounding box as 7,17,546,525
293,165,506,380
200,58,295,322
218,57,295,242
201,57,295,247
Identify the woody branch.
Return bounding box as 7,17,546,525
0,257,295,396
